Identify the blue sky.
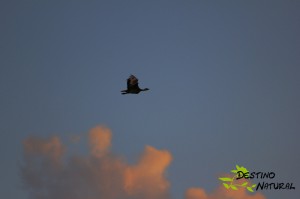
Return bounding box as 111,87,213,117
1,1,299,199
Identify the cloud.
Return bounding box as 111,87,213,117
23,136,64,162
69,134,81,143
185,187,208,199
21,126,171,199
185,186,266,199
89,126,112,158
21,125,266,199
124,145,172,198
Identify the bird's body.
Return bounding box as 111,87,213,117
121,75,149,95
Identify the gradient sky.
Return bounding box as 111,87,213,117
1,1,299,199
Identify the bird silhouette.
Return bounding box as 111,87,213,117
121,75,149,95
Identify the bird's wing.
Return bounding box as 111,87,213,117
126,78,131,88
130,75,138,84
127,75,139,89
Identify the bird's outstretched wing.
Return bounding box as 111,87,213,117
127,75,140,90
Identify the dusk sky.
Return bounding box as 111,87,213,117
1,1,299,199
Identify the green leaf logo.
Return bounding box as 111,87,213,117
223,183,230,189
247,187,254,192
219,165,257,193
219,177,233,182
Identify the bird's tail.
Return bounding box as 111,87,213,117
121,90,128,95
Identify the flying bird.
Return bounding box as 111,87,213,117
121,75,149,95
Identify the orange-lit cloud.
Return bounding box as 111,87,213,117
21,125,266,199
124,145,172,198
89,126,112,157
185,187,208,199
185,186,266,199
23,136,64,163
21,126,171,199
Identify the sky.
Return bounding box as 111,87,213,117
0,1,299,199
